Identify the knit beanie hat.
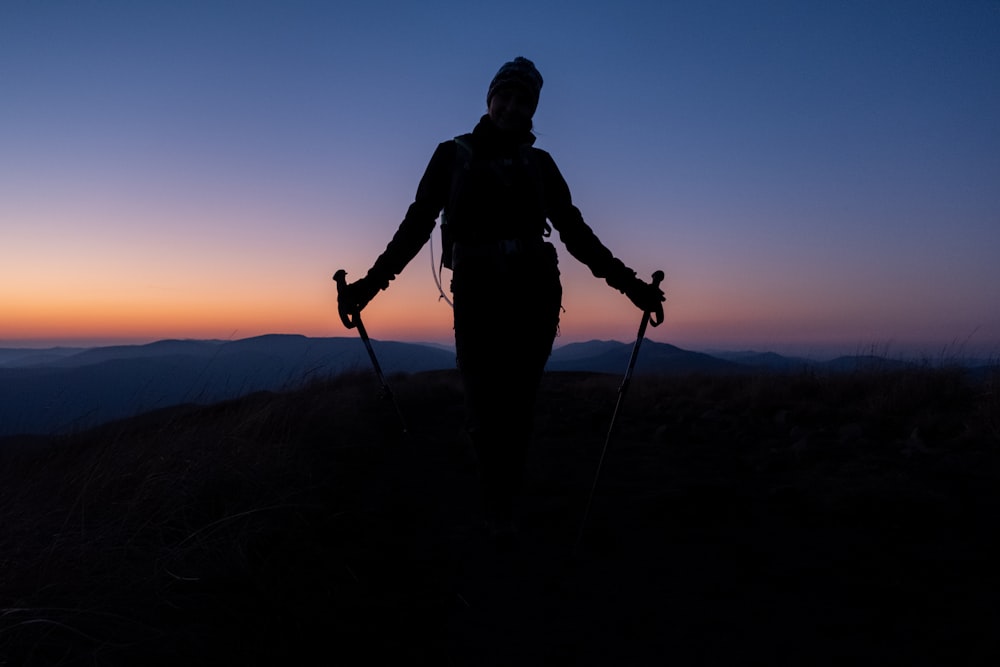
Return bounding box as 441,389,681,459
487,56,543,109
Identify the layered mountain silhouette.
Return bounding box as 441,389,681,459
0,335,453,437
546,339,741,374
0,334,983,438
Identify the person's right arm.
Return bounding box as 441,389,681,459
341,141,455,312
367,141,455,283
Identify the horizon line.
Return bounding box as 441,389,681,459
2,332,998,363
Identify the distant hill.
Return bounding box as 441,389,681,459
709,350,814,371
0,335,455,437
547,339,741,375
2,335,993,438
0,347,89,367
545,340,625,363
39,339,225,368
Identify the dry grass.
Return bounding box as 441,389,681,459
1,366,998,665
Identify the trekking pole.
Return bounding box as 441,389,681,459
576,270,665,550
333,269,408,434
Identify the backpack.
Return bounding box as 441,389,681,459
438,134,551,271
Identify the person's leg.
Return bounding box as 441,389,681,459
452,249,562,529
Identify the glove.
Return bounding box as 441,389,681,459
623,275,665,314
338,272,388,315
603,261,665,313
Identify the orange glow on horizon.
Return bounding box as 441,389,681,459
4,261,998,356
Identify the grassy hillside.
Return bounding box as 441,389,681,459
1,367,999,666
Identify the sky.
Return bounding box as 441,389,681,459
2,0,999,358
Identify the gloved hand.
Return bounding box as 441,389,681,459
338,272,388,315
623,275,665,314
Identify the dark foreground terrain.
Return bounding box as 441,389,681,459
2,367,999,666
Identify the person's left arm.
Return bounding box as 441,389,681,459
537,149,664,311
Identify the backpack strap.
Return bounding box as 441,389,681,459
519,143,551,238
438,135,474,271
449,135,475,221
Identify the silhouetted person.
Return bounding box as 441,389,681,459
339,57,664,537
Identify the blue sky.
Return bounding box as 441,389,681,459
2,0,999,357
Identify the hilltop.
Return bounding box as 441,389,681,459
1,367,999,665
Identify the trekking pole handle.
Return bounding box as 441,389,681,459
648,270,665,327
332,269,359,330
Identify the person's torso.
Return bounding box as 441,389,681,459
445,134,548,243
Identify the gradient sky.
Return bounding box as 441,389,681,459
3,0,999,357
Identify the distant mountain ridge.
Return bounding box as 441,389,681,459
0,347,89,368
0,335,454,437
546,340,741,375
1,335,992,438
